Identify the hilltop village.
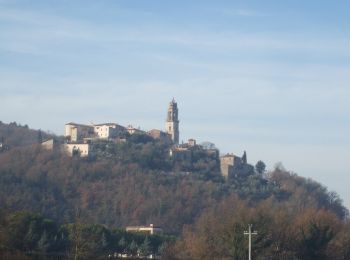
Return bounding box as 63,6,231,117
1,102,349,260
42,99,253,180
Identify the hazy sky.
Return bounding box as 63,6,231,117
1,0,350,208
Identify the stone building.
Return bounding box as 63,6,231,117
148,129,171,143
220,151,252,179
220,154,243,179
169,138,220,167
165,99,179,144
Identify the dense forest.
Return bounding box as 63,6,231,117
0,121,349,259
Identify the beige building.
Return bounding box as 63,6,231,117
65,122,127,142
65,123,94,142
94,123,126,139
165,99,179,144
64,143,90,157
126,224,163,235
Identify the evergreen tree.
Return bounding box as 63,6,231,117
101,232,108,249
255,160,266,174
158,241,168,255
129,240,138,256
37,129,43,143
24,221,38,250
139,236,151,256
118,237,127,253
37,230,49,253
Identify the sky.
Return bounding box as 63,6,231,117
1,0,350,208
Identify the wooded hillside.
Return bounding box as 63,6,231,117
0,122,349,259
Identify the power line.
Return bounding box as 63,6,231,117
243,224,258,260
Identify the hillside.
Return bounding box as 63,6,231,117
0,122,349,259
0,121,56,149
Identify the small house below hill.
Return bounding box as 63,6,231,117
126,224,163,235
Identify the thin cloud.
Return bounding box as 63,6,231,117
1,5,350,62
219,8,267,17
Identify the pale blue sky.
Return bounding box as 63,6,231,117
1,0,350,208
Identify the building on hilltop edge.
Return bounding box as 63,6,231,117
65,122,94,142
65,122,127,142
220,151,253,179
169,138,220,170
94,123,126,139
148,129,172,143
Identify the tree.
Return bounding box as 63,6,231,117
327,221,350,259
37,130,43,144
6,212,42,251
118,237,127,253
158,241,168,255
37,230,50,253
101,232,108,249
69,209,87,260
295,214,336,260
255,160,266,174
139,236,151,256
129,240,138,256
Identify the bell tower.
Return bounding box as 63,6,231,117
166,99,179,144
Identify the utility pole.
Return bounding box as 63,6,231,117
244,224,258,260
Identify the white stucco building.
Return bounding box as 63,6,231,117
94,123,126,139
